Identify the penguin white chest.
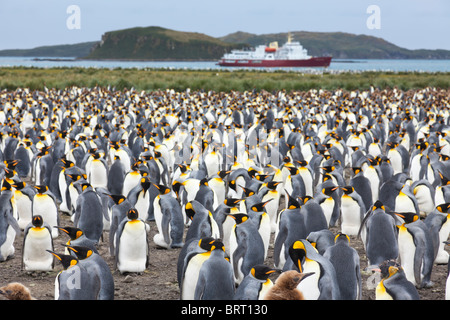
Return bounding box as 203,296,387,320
117,220,148,273
388,149,403,174
397,228,417,286
15,191,33,230
320,197,335,227
297,259,321,300
23,227,53,271
413,185,434,217
0,225,17,261
395,192,415,213
181,252,210,300
340,196,362,236
32,195,58,238
135,191,150,221
89,160,108,188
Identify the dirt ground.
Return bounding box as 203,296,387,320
0,203,448,301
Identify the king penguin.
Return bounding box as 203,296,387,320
258,181,282,233
375,260,420,300
108,194,134,256
22,215,54,271
229,213,265,285
360,201,399,269
152,184,184,249
247,200,272,260
234,265,278,300
127,176,152,221
179,237,216,299
72,183,104,243
286,239,341,300
191,239,235,300
47,251,101,300
424,203,450,264
340,185,366,236
273,192,307,270
56,226,98,254
115,208,150,274
65,245,114,300
314,185,340,227
184,200,220,244
395,211,435,288
32,185,59,238
323,233,361,300
11,181,36,230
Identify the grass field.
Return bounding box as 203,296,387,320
0,66,449,92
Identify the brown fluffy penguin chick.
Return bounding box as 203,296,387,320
0,282,36,300
262,271,314,300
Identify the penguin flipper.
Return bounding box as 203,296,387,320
273,225,287,268
232,231,248,276
193,273,206,300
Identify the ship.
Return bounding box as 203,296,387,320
218,33,332,68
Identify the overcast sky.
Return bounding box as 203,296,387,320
0,0,449,51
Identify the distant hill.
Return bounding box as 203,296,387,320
1,27,450,60
219,31,450,59
84,26,244,60
0,41,98,58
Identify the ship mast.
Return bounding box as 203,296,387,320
287,32,292,43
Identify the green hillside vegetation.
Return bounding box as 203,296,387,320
0,42,98,58
220,31,450,59
1,27,449,60
85,26,244,60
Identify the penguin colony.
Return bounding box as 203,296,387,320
0,85,449,300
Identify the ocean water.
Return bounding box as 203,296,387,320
0,56,449,73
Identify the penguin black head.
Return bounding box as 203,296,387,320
251,265,279,281
251,199,272,212
56,226,84,240
394,211,419,224
211,239,226,252
224,198,242,207
321,166,335,173
267,181,281,190
153,184,171,195
4,159,19,170
200,178,208,187
61,159,75,169
285,166,299,176
47,251,78,270
334,232,350,244
372,200,385,212
299,196,313,205
11,181,26,190
108,194,127,205
352,167,362,175
198,237,216,251
229,213,249,225
296,160,308,167
285,191,301,209
322,186,338,196
34,185,48,194
255,174,269,182
31,215,44,228
127,208,139,220
1,180,13,192
140,177,151,190
436,203,450,214
341,186,354,195
288,240,307,273
240,186,255,197
218,170,231,179
65,245,94,260
185,202,196,221
438,171,450,185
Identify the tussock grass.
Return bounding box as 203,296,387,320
0,66,449,92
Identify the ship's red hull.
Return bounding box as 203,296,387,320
218,56,332,68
